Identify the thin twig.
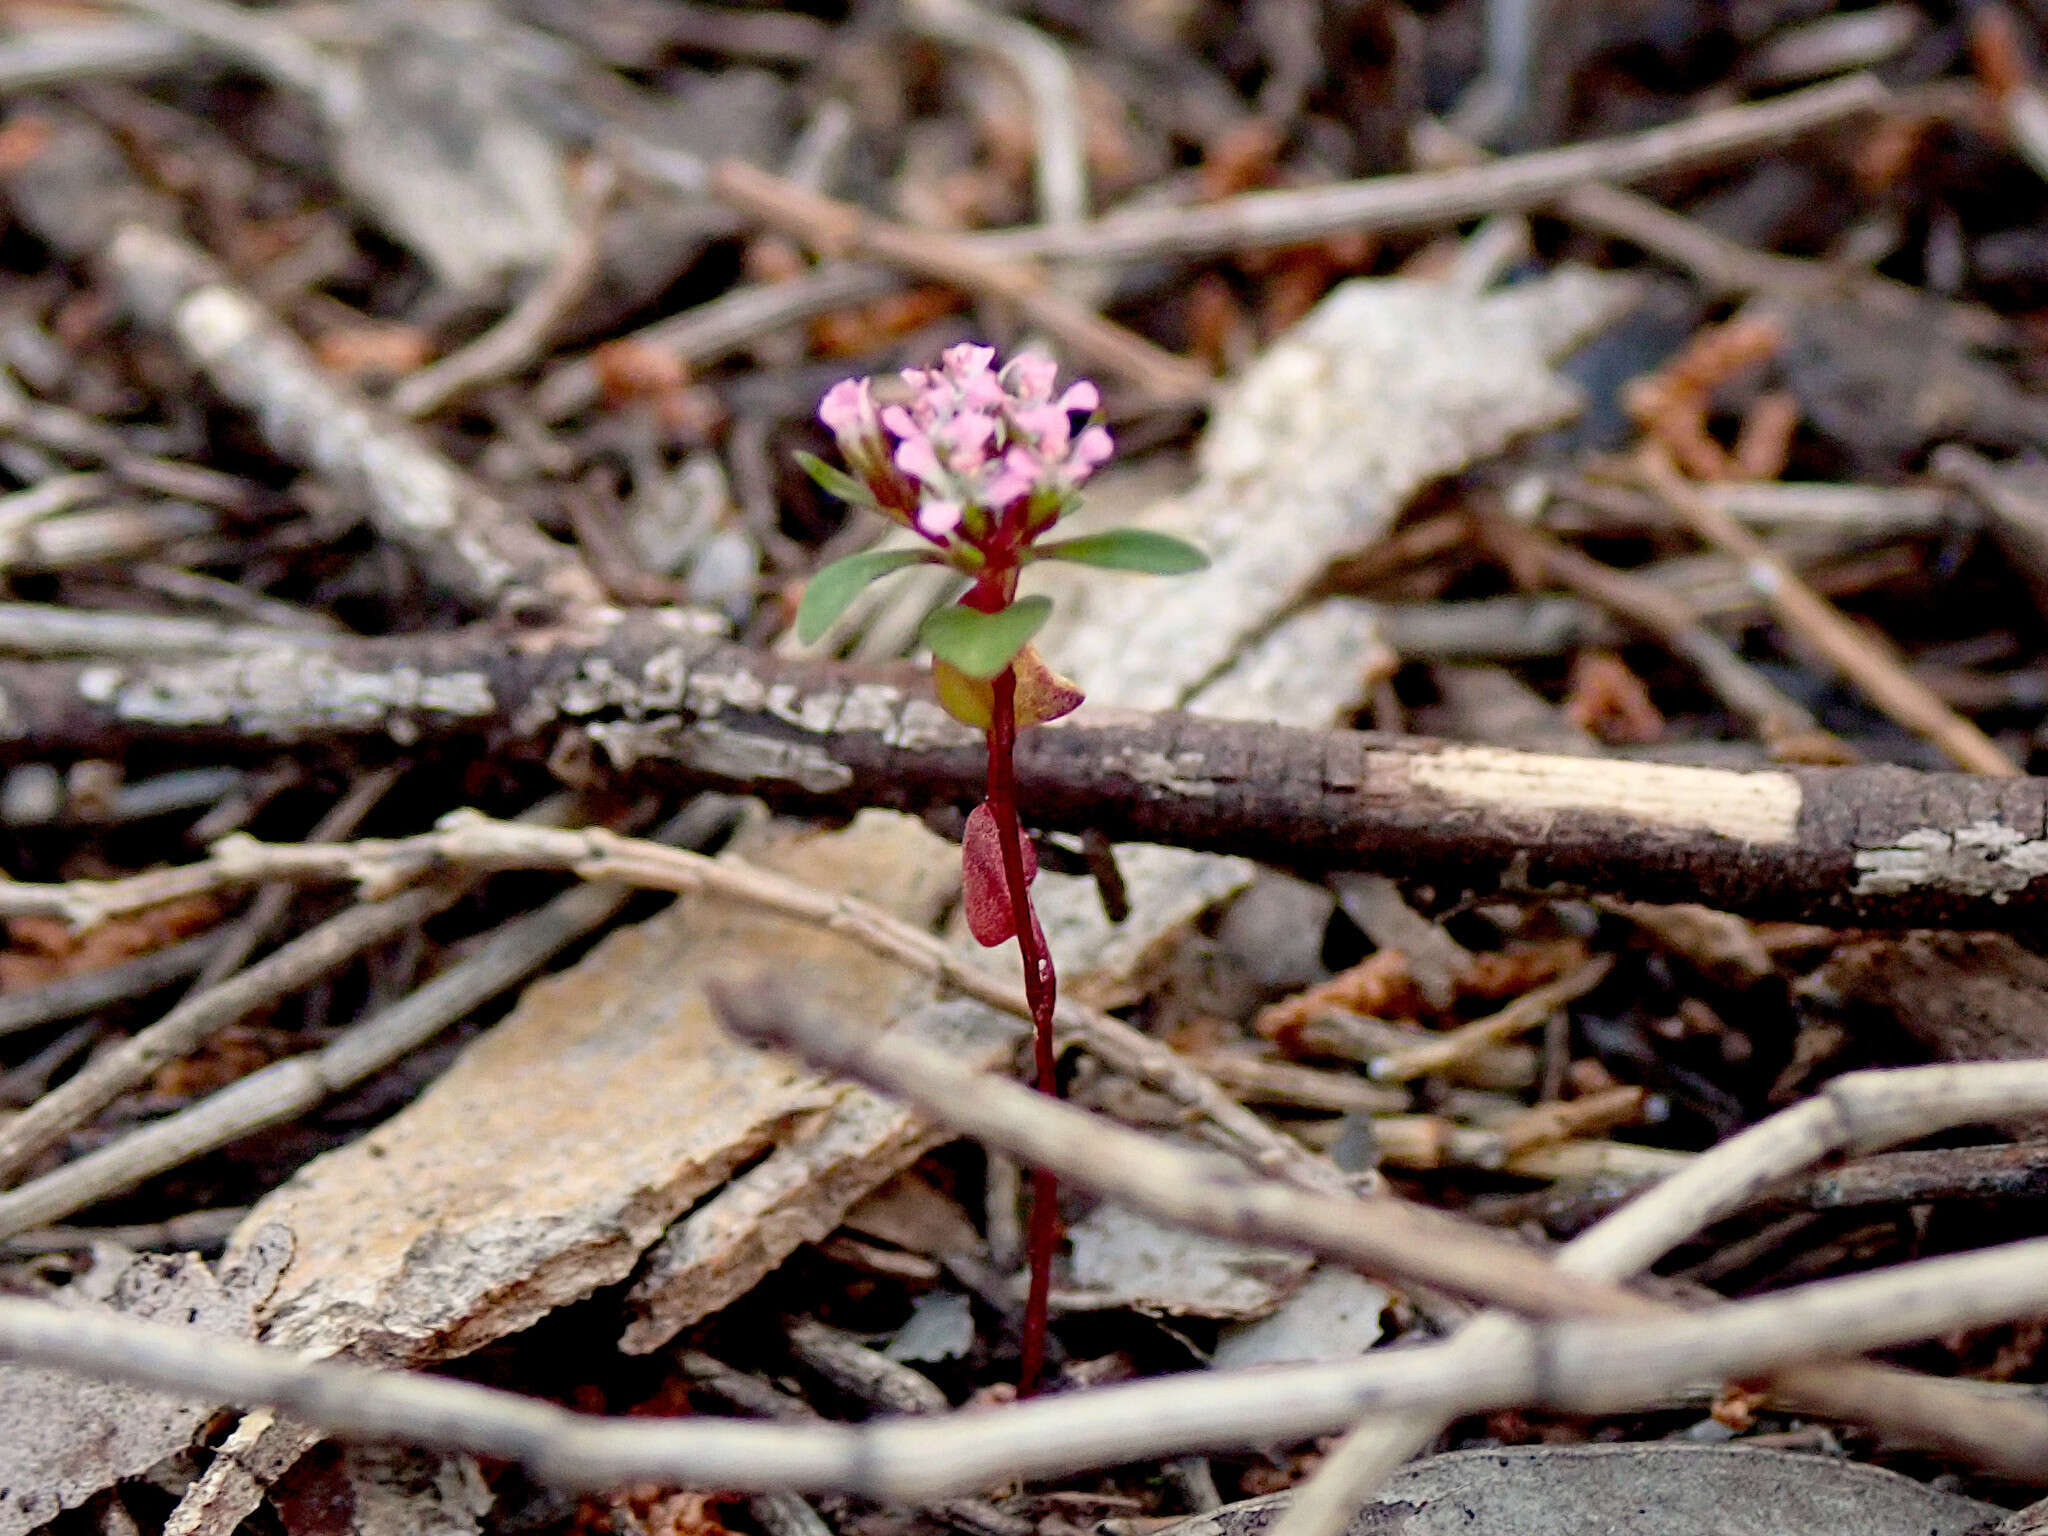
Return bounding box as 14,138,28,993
15,1145,2048,1489
1272,1052,2048,1536
0,811,1346,1195
967,74,1888,266
1475,509,1846,759
533,263,898,421
0,932,222,1040
708,160,1210,404
1367,958,1612,1083
187,764,403,994
711,979,1631,1316
389,161,617,419
1638,449,2019,775
0,870,643,1238
0,882,461,1186
902,0,1089,230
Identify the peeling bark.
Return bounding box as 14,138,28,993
8,612,2048,929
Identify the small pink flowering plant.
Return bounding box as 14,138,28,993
797,343,1203,1391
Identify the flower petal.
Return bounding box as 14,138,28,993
894,434,947,486
916,498,963,537
819,377,872,435
1055,380,1100,414
1005,352,1058,402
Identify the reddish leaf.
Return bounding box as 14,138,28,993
962,801,1036,946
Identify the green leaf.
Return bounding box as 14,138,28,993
796,548,934,643
795,450,874,507
1032,527,1209,575
919,596,1054,679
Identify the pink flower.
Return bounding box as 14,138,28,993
813,345,1112,552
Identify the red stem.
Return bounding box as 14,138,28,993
987,665,1059,1395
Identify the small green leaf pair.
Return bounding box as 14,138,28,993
794,527,1207,657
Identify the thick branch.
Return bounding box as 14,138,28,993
5,610,2048,928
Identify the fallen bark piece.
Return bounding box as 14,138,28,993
618,998,1016,1354
235,810,963,1364
1815,932,2048,1062
1210,1267,1391,1369
1064,1203,1305,1319
0,1230,289,1536
271,1444,492,1536
1156,1445,1996,1536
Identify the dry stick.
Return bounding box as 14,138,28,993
1271,1058,2048,1536
0,881,459,1187
1475,510,1847,758
389,161,617,420
1493,1084,1647,1158
747,988,2048,1489
14,618,2048,927
1367,957,1612,1082
0,813,1341,1193
1794,1141,2048,1208
0,97,598,612
540,75,1881,423
533,263,899,421
903,0,1088,232
21,1247,2048,1495
684,1349,1033,1536
708,160,1211,405
1638,451,2020,776
970,73,1888,266
13,1061,2048,1492
186,763,403,994
1,1204,243,1258
0,600,324,657
98,222,607,614
0,873,644,1239
0,932,221,1039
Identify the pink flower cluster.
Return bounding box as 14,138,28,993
819,344,1112,547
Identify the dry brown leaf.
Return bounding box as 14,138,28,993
1625,314,1785,480
809,286,961,358
591,338,690,405
1460,941,1592,1002
1256,949,1425,1047
1565,650,1666,745
313,324,435,382
1733,389,1801,480
1,894,224,992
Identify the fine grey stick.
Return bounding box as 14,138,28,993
0,932,221,1039
185,764,403,993
0,106,604,615
13,1229,2048,1491
0,882,461,1186
0,875,641,1238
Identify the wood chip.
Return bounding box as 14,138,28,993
0,1230,288,1536
233,811,970,1363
